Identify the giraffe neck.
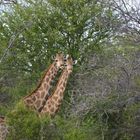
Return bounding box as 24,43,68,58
40,68,70,116
23,61,59,112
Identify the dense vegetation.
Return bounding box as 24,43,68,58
0,0,139,140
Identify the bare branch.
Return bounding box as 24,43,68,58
0,21,32,63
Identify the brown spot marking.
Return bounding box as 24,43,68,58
50,100,54,104
61,86,65,91
41,91,45,98
32,96,36,101
45,94,49,100
55,103,60,108
36,92,41,98
50,107,54,112
48,104,51,108
51,68,54,73
25,99,33,104
46,77,49,82
51,73,55,79
35,100,41,108
51,98,57,104
57,98,62,104
42,107,49,113
39,86,44,91
43,83,47,88
53,96,58,101
55,107,59,113
44,107,48,111
55,89,60,95
53,69,57,74
60,92,64,96
59,81,63,86
52,72,56,77
46,100,50,105
42,100,46,105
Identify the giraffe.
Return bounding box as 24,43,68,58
0,116,8,140
23,53,65,112
40,55,73,117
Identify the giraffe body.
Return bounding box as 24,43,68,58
0,117,8,140
23,53,64,112
40,56,73,116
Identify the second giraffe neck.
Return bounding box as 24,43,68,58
48,68,69,99
40,68,71,116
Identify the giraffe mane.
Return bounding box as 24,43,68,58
23,62,55,99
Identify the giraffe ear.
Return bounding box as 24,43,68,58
66,54,70,59
73,60,78,65
51,55,55,60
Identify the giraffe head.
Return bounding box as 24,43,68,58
54,53,65,69
65,55,73,74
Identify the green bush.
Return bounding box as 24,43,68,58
6,101,41,140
